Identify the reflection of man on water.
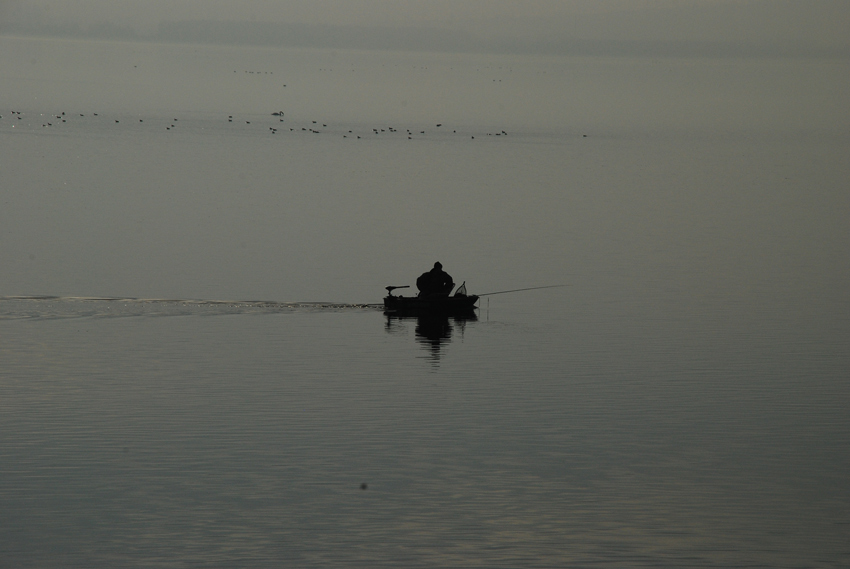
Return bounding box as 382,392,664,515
416,314,452,359
416,262,454,297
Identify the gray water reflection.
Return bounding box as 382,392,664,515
385,312,477,362
2,291,849,567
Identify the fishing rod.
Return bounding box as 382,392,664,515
477,284,569,297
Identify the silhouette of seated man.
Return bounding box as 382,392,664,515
416,262,454,297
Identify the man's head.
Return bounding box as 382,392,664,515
434,262,443,270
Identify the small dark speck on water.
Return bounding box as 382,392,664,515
360,483,368,490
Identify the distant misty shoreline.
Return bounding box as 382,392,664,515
2,20,848,60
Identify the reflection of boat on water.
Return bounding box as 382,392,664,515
383,283,478,317
384,311,477,362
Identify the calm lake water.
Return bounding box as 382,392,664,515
1,36,849,567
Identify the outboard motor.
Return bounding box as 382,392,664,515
385,285,410,297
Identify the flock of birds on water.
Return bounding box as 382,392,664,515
3,109,519,140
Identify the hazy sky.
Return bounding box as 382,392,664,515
2,0,848,56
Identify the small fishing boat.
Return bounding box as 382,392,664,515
383,283,478,315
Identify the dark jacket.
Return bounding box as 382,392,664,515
417,267,454,296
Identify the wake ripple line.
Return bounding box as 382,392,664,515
1,295,378,308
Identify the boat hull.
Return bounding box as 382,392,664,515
383,294,479,315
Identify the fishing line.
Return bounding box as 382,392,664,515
477,284,570,297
